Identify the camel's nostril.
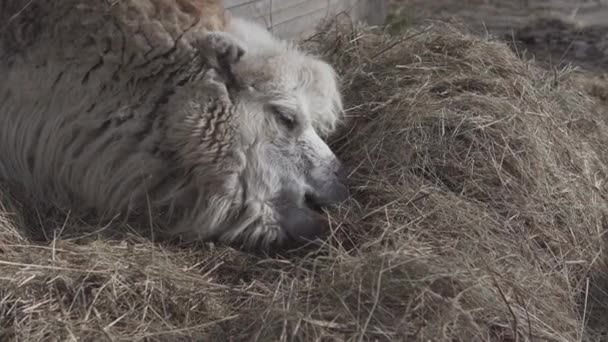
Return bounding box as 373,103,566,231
334,162,348,181
304,161,350,209
305,193,323,211
305,181,349,209
330,181,350,203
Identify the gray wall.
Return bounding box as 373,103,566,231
226,0,388,40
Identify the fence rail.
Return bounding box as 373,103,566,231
226,0,387,39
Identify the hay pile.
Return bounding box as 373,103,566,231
2,20,608,341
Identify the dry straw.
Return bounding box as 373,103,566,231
2,17,608,341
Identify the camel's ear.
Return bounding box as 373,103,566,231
307,59,344,138
189,31,245,90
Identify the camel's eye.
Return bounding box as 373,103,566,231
270,105,297,131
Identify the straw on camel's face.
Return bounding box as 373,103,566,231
214,18,348,250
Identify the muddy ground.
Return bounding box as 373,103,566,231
388,0,608,72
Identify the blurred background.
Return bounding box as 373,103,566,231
387,0,608,71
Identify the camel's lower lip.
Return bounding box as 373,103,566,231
277,204,329,246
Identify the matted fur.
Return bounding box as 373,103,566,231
0,1,345,250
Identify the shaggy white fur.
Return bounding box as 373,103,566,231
0,1,347,251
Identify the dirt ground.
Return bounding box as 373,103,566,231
388,0,608,71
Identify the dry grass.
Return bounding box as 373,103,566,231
2,19,608,341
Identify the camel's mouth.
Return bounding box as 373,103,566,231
271,183,349,250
